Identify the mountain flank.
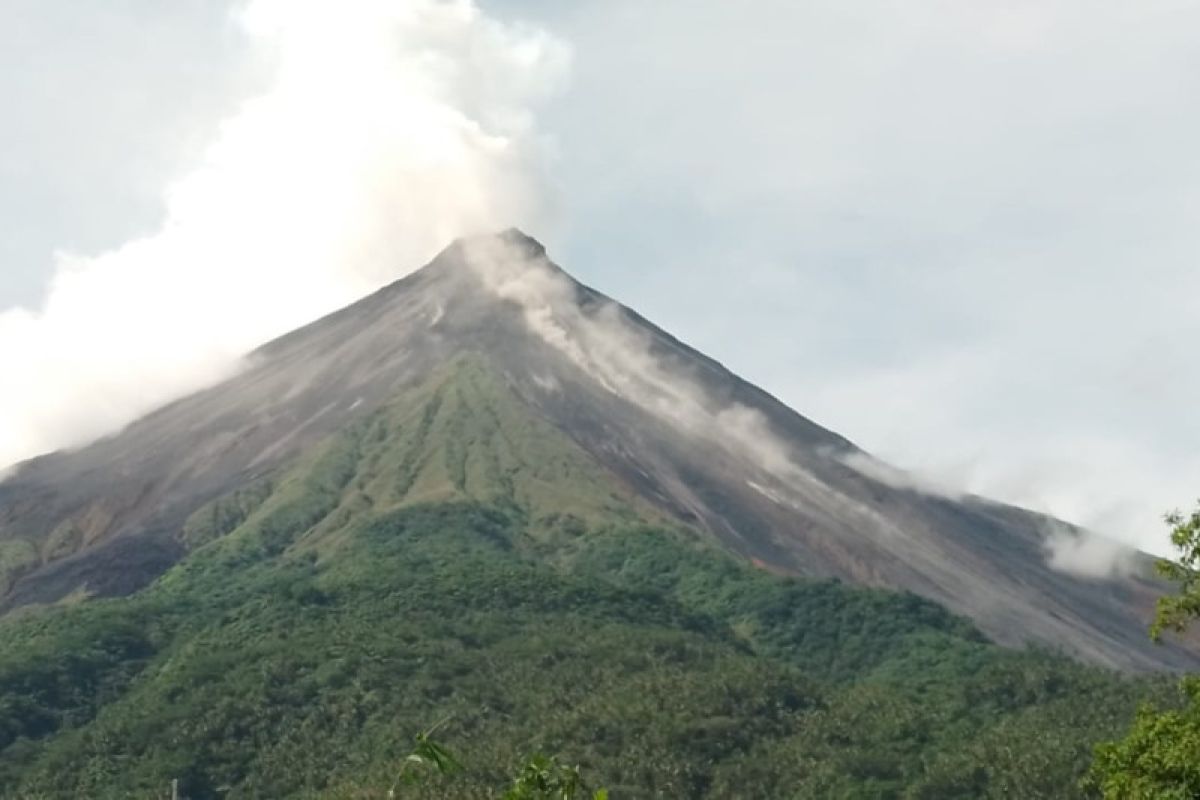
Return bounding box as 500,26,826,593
0,229,1193,673
0,230,1195,796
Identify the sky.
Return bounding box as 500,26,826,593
2,0,1199,556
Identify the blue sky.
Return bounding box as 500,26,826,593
3,0,1199,555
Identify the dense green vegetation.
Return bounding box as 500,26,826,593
0,500,1160,798
0,359,1168,797
1089,504,1200,798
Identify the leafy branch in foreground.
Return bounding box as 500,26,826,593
502,754,607,800
384,721,606,799
1152,504,1200,642
1089,503,1200,799
387,718,462,797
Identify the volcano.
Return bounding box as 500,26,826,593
1,229,1189,673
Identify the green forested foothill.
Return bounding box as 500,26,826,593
0,501,1161,798
0,363,1170,797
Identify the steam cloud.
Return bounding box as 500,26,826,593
837,451,961,499
0,0,568,473
1043,521,1138,580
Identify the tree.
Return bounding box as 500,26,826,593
1089,504,1200,798
501,754,607,800
383,722,607,799
387,721,462,798
1152,505,1200,642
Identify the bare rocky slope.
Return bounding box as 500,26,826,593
0,229,1192,671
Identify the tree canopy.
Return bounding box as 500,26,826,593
1090,504,1200,799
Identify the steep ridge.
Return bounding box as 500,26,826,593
0,229,1192,671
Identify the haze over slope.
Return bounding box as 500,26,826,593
0,230,1190,672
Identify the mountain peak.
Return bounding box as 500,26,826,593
425,228,551,279
494,227,548,258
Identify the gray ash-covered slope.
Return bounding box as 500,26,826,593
0,229,1192,671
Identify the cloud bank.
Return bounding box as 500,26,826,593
0,0,568,473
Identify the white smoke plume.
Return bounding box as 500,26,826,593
837,451,962,499
0,0,568,473
1043,520,1138,580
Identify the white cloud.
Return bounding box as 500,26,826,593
1043,520,1139,580
790,347,1200,557
0,0,568,471
837,451,961,500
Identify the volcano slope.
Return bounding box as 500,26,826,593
1,229,1191,671
0,231,1192,797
